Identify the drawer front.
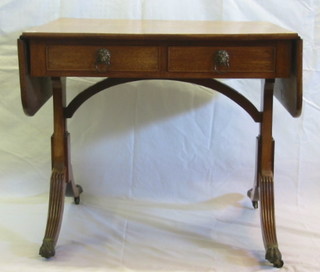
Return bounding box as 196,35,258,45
168,46,275,74
46,45,160,73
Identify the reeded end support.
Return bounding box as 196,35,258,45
39,239,55,258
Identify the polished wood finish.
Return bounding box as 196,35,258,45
17,39,52,116
27,39,292,79
18,18,303,267
274,38,303,117
46,45,160,73
21,18,298,38
168,45,275,73
39,77,82,258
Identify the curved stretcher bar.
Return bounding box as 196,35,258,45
65,78,262,122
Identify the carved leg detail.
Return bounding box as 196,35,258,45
247,79,283,267
260,173,283,268
39,168,66,258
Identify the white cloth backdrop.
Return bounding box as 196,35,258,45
0,0,319,271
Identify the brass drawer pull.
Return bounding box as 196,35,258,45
95,48,111,72
214,50,230,72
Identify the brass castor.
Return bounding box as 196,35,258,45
266,246,284,268
74,185,83,205
247,188,259,209
39,239,55,258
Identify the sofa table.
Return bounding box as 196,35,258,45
17,18,302,268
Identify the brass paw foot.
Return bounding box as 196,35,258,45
39,239,55,258
266,246,284,268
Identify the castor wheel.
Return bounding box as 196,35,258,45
273,259,284,268
74,196,80,205
252,200,258,209
247,188,259,209
74,184,83,204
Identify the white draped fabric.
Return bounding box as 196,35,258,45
0,1,319,271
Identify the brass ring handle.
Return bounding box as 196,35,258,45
214,50,230,72
95,48,111,72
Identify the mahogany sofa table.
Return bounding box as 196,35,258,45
17,18,302,268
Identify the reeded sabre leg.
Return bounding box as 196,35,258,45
39,77,82,258
39,168,66,258
248,79,283,267
260,172,283,268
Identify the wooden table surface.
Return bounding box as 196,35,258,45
23,18,298,39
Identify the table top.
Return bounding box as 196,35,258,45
22,18,299,40
18,18,302,118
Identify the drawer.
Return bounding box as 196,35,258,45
46,45,160,73
168,46,275,74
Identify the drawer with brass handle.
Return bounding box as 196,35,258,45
45,45,160,74
168,46,275,75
